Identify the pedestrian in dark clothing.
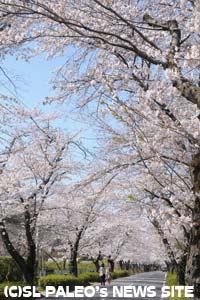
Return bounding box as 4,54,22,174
108,255,114,272
99,263,106,286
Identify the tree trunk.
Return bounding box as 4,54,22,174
69,248,78,277
151,218,178,271
92,258,100,272
69,225,86,277
0,208,37,285
177,255,187,285
23,265,35,284
186,198,200,299
24,209,36,284
0,221,35,284
186,153,200,299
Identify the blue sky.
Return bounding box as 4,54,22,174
1,54,98,155
1,54,63,109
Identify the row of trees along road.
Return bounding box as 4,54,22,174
0,101,81,283
0,99,164,282
0,0,199,298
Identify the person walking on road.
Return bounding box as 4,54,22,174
99,263,106,286
105,266,111,284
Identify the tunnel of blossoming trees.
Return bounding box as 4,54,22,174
0,0,200,299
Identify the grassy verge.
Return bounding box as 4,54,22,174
0,282,26,300
0,270,133,298
45,261,95,272
166,273,191,300
39,270,132,290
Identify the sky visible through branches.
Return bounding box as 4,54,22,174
1,53,98,154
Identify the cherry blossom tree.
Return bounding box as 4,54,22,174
0,105,79,283
0,0,199,296
89,109,193,285
38,178,115,276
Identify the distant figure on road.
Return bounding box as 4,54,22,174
105,266,111,284
99,263,106,286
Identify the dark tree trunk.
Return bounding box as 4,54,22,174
69,227,84,277
23,265,35,284
186,197,200,299
186,153,200,299
177,255,187,285
69,248,78,277
92,258,100,272
63,258,66,270
92,251,102,272
165,261,176,273
68,222,89,277
151,218,178,271
0,208,36,284
24,209,36,284
168,262,177,273
0,221,36,284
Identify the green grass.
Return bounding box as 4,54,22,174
0,282,26,300
78,262,96,273
44,261,95,272
166,272,178,286
166,273,191,300
39,270,132,290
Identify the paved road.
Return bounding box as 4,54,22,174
42,271,166,300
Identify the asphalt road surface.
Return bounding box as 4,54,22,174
42,271,166,300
